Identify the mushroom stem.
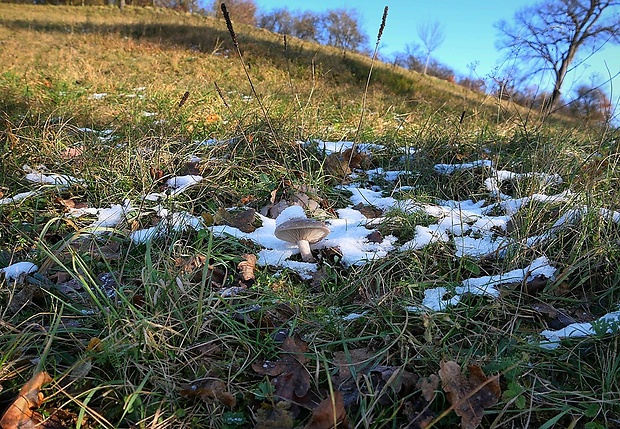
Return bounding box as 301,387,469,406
297,239,315,262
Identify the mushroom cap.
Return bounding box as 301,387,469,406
274,218,330,244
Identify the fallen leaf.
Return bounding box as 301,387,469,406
366,230,383,243
352,203,383,218
180,379,236,407
60,146,84,158
0,371,53,429
325,153,352,179
342,148,367,170
252,334,311,402
369,366,418,406
175,254,207,275
332,349,374,386
402,399,435,429
304,391,348,429
237,254,256,287
6,283,38,316
439,361,500,429
214,207,257,233
417,374,439,402
205,113,221,124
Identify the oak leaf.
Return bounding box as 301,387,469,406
304,391,348,429
0,371,52,429
439,361,500,429
252,334,310,402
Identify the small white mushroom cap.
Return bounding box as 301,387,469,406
274,214,330,262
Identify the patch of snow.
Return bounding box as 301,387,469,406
411,257,556,312
434,160,492,175
540,310,620,345
0,191,39,206
309,140,384,155
86,200,133,233
342,311,369,321
166,175,203,195
1,262,38,280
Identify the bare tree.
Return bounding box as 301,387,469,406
496,0,620,114
568,84,613,122
258,8,294,35
212,0,257,26
321,8,368,52
417,21,445,75
292,11,322,42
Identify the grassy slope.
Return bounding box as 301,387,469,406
1,4,620,429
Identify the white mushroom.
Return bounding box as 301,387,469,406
274,217,330,262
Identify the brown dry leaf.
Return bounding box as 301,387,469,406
369,366,418,406
325,153,352,179
180,379,236,407
6,283,38,316
237,254,256,287
255,401,295,429
175,254,207,275
60,146,84,158
365,230,383,243
0,371,53,429
252,334,311,402
332,349,374,386
214,207,256,233
439,361,500,429
304,391,348,429
417,374,440,402
205,113,221,124
201,212,214,226
342,148,366,169
402,399,435,429
352,203,383,218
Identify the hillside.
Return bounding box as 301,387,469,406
1,4,620,429
1,4,545,133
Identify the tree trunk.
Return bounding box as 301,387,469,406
119,0,125,10
545,43,578,115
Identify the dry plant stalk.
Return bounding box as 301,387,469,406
349,6,389,172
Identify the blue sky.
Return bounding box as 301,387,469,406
252,0,620,106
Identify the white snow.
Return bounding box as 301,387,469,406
86,200,133,233
166,175,203,195
1,262,38,280
540,310,620,348
310,140,384,155
411,256,556,312
434,160,493,175
0,191,39,206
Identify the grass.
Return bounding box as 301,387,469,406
1,4,620,429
